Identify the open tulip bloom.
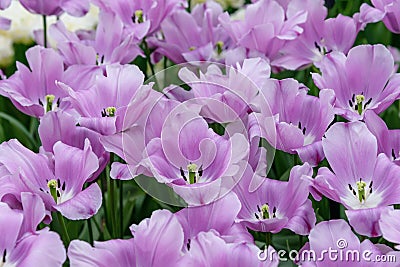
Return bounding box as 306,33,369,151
0,193,66,266
0,139,102,220
312,44,400,121
234,164,316,235
310,121,400,237
1,0,400,266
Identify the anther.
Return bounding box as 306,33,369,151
180,167,187,181
349,100,353,107
364,98,372,109
187,239,191,251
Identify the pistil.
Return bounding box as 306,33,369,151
255,204,277,220
355,94,365,115
134,10,144,23
180,164,203,184
47,179,58,202
348,178,373,204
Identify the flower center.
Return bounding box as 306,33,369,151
38,94,59,113
255,203,277,220
45,179,66,204
216,41,224,55
101,106,116,117
348,94,372,115
180,163,203,184
348,178,373,203
355,94,365,115
134,10,144,23
314,41,331,55
47,179,59,202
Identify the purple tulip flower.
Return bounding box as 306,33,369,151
60,64,147,135
7,0,90,16
148,1,230,63
0,0,10,30
93,0,186,36
0,16,10,30
219,0,307,63
143,103,249,205
19,0,63,16
0,193,66,266
100,88,170,179
68,239,135,266
178,58,271,120
273,0,358,70
0,139,101,220
256,78,335,166
38,111,110,181
69,192,278,266
313,44,400,121
50,10,146,66
356,0,400,33
178,231,278,267
379,209,400,250
0,0,10,9
364,110,400,165
234,164,316,235
175,192,253,244
0,46,67,118
311,121,400,237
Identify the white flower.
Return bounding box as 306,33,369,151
0,34,13,66
191,0,244,9
0,0,40,44
58,5,99,33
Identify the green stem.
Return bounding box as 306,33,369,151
142,40,155,76
42,15,47,48
87,218,93,245
29,117,38,136
398,100,400,118
164,56,168,70
107,156,117,237
265,232,272,247
110,179,116,236
329,199,340,219
56,212,70,246
119,180,123,238
293,154,301,166
100,172,109,234
91,216,103,241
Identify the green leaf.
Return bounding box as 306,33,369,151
0,111,37,149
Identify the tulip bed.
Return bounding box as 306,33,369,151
1,0,400,266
